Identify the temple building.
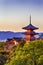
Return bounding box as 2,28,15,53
22,15,39,42
6,37,22,45
6,15,39,46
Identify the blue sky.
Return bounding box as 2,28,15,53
0,0,43,32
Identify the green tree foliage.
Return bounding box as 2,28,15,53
0,42,10,65
38,55,43,65
0,42,7,50
0,50,10,65
19,39,26,47
5,40,43,65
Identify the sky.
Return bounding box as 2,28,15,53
0,0,43,32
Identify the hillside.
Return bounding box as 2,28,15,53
0,31,43,41
0,31,24,41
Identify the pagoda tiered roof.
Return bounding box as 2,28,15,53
24,37,36,41
22,15,38,30
22,32,38,35
22,24,38,30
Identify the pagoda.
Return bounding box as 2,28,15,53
22,15,38,42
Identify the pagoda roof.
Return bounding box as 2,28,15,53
24,37,36,41
22,24,38,30
22,32,38,35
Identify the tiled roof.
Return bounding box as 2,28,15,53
7,39,12,41
22,32,38,35
22,24,38,30
24,37,36,41
13,37,22,39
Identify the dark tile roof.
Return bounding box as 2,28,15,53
22,32,38,35
22,24,38,30
24,37,36,41
13,37,22,40
7,39,12,41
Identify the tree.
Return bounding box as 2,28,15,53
0,50,10,65
38,55,43,65
5,40,43,65
19,39,26,47
0,42,10,65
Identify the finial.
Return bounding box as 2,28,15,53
30,15,31,24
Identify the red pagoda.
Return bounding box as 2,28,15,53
22,15,38,42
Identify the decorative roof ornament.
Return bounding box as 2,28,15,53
22,15,38,30
30,15,31,24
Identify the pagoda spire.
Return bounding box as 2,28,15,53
30,15,31,24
